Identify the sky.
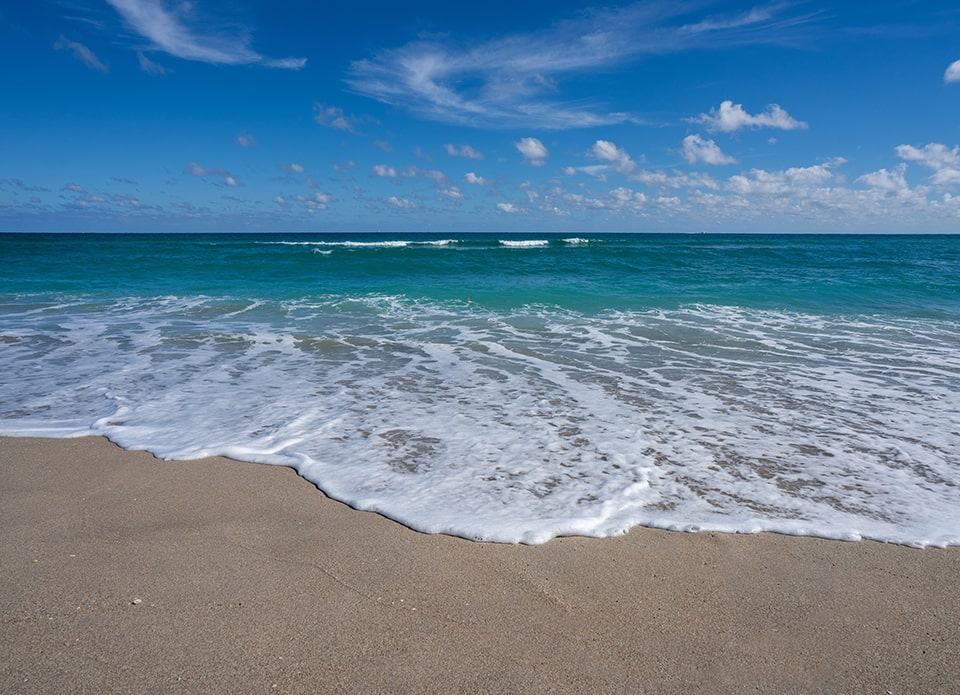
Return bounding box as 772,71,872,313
3,1,960,233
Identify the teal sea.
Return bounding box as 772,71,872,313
2,232,959,545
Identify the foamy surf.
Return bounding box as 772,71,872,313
2,232,959,546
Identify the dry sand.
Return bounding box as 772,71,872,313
1,435,958,694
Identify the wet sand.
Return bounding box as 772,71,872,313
2,435,958,693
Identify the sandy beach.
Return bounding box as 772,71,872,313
2,436,958,693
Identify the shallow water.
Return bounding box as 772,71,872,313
2,232,959,545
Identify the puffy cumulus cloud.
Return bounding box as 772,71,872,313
726,161,837,196
372,164,397,178
445,144,484,160
235,133,256,148
185,162,240,186
438,186,464,201
692,100,807,133
314,104,358,132
464,172,488,185
681,135,736,165
895,143,960,187
275,192,332,212
63,183,85,193
564,186,649,212
896,143,960,170
386,196,417,209
590,140,637,174
298,192,331,210
945,60,960,83
630,169,719,191
112,193,143,209
277,163,305,174
516,137,548,165
105,0,305,69
496,202,522,213
54,35,108,72
401,166,448,186
856,165,910,195
930,169,960,186
373,165,449,186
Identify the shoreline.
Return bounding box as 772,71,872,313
2,435,958,693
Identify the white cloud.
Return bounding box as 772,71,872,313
681,135,736,165
346,4,816,130
856,165,909,194
439,186,463,200
235,133,256,148
313,104,358,132
930,169,960,186
726,161,840,196
401,167,448,186
590,140,637,174
298,192,331,209
497,203,521,213
63,183,85,193
186,162,240,186
278,163,306,174
386,196,417,209
692,100,807,133
275,192,332,212
372,164,397,178
137,50,167,75
896,143,960,187
464,172,488,185
516,137,548,165
112,194,142,209
945,60,960,83
895,143,960,170
54,35,108,72
105,0,305,69
445,144,484,160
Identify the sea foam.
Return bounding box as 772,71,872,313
2,292,958,546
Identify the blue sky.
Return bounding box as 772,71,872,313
3,1,960,232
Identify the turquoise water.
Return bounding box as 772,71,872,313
2,232,959,544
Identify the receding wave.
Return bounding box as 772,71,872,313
2,293,958,547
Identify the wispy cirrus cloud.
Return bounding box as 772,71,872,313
347,1,818,129
105,0,305,69
137,50,167,75
54,35,108,72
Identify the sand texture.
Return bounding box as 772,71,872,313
2,435,959,693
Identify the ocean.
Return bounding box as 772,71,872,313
2,232,959,546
